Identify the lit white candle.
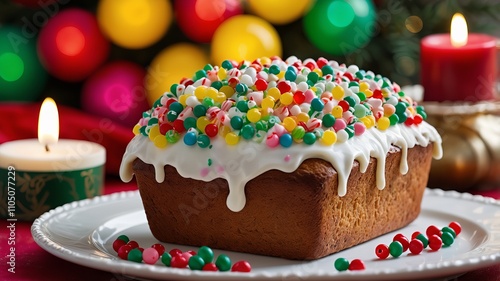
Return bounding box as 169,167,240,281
0,98,106,220
0,98,106,171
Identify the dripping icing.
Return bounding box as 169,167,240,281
120,122,442,212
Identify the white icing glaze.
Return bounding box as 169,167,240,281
120,122,442,212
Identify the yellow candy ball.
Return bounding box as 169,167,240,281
132,124,141,135
332,106,343,119
153,135,167,148
97,0,172,49
219,85,235,98
219,125,231,137
214,92,227,103
148,125,160,141
145,43,209,106
195,86,208,100
197,116,211,131
297,112,310,123
332,85,344,100
225,132,240,145
261,96,275,109
211,15,282,66
363,89,373,98
280,92,294,106
283,116,297,132
247,0,313,25
247,108,262,123
178,94,188,106
267,87,281,100
321,130,337,145
377,116,391,130
359,82,370,92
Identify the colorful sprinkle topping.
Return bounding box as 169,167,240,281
134,56,428,149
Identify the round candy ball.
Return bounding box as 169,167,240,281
303,0,376,55
37,8,109,82
0,26,47,101
81,61,150,127
175,0,243,43
145,43,210,106
211,15,282,66
97,0,172,49
247,0,313,25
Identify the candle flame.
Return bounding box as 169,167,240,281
38,97,59,150
451,13,468,47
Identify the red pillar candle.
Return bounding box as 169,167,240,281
421,14,497,102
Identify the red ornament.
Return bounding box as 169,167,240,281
37,8,109,81
175,0,243,43
205,123,219,137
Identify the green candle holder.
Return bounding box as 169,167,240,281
0,165,104,221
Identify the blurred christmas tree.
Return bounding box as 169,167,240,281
0,0,499,107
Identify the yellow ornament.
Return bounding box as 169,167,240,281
145,43,209,106
247,0,313,25
211,15,282,66
97,0,172,49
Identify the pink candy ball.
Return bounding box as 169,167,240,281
81,61,150,127
142,247,159,265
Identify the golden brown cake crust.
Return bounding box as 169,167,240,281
133,144,433,260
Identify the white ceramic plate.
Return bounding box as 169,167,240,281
32,189,500,281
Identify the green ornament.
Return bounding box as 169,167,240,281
188,255,205,270
198,246,214,263
303,0,376,55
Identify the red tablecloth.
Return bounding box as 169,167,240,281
1,103,500,280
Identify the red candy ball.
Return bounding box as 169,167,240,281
428,234,443,251
393,234,410,252
449,221,462,236
113,239,127,252
348,259,365,271
411,231,421,240
127,241,139,249
169,248,182,257
118,245,133,260
152,244,165,256
375,244,390,259
171,255,188,268
202,262,219,271
426,225,442,238
205,123,218,137
231,261,252,272
409,239,424,255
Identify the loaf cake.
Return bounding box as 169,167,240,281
120,56,442,260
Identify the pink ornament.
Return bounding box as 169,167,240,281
354,123,366,136
175,0,243,43
266,133,279,147
37,8,109,81
81,61,149,127
333,119,347,132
